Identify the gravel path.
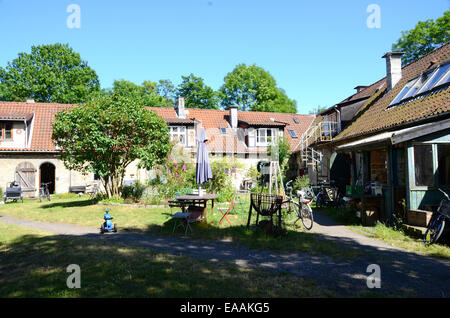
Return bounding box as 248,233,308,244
1,213,449,297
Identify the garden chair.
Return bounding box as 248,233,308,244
218,199,235,226
171,205,204,235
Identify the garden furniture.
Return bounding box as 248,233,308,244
171,206,204,235
174,193,219,222
218,199,235,226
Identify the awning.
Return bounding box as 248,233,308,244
336,118,450,152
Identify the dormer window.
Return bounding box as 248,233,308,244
0,122,13,140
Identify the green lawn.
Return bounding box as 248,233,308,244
0,194,364,259
0,222,336,297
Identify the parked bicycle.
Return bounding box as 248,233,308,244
281,180,314,230
315,180,344,210
423,188,450,246
39,182,51,202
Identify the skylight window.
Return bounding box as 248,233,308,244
293,118,299,124
417,62,450,94
288,130,298,138
389,61,450,107
390,79,417,105
219,127,227,134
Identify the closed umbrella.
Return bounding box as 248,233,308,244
196,127,213,196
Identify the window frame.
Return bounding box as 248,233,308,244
169,125,187,146
256,128,278,147
0,122,13,141
288,129,298,138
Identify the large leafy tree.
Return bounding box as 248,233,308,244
52,94,172,198
107,79,171,107
392,11,450,65
220,64,297,113
176,73,220,109
0,43,100,103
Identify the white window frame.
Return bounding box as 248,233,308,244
256,128,278,147
169,126,187,146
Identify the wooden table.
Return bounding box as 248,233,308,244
175,193,219,221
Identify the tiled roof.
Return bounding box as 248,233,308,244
334,42,450,142
149,107,315,153
0,112,34,121
0,101,314,153
0,102,75,152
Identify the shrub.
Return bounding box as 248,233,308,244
122,181,146,202
293,175,310,192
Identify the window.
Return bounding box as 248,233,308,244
402,70,434,99
390,78,418,105
169,126,187,145
219,127,227,134
414,145,434,187
438,144,450,186
390,62,450,107
256,128,277,146
293,118,299,124
288,129,298,138
0,122,12,140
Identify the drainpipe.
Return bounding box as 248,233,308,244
334,106,342,134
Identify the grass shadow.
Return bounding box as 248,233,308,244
39,199,99,209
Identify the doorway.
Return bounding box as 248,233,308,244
39,162,56,194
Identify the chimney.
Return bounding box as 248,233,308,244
229,106,238,129
382,52,404,91
354,86,368,93
177,96,186,119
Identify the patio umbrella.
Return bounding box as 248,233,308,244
196,127,213,195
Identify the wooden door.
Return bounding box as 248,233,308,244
15,162,36,192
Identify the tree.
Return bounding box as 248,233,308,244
268,136,291,173
52,94,172,198
176,74,220,109
0,43,100,103
392,11,450,65
220,63,297,113
106,79,172,107
157,79,176,105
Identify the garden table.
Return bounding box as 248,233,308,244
175,193,219,221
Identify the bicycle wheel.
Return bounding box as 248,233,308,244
301,204,314,230
282,200,301,225
423,215,445,245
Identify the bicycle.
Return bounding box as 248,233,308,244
423,188,450,246
281,180,314,230
39,182,51,202
315,180,343,210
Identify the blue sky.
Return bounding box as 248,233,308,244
0,0,448,113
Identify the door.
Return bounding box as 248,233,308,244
39,162,56,194
15,162,37,194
